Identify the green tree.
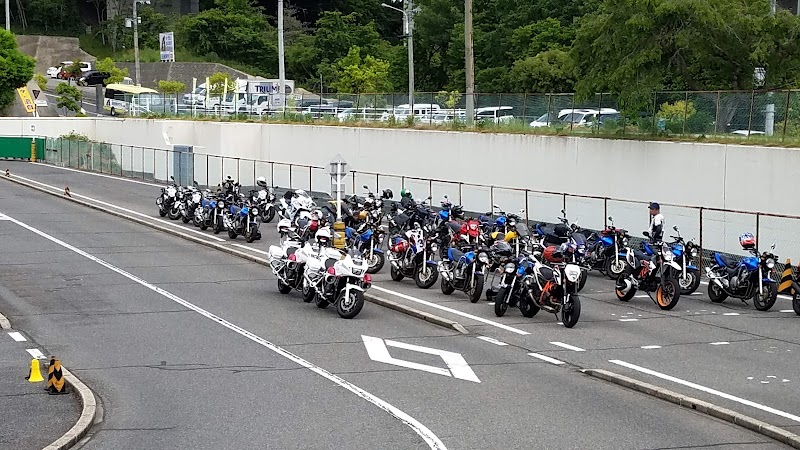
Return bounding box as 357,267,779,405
207,72,235,96
0,30,35,111
158,80,187,93
330,46,391,94
508,49,576,93
55,83,83,113
34,73,48,91
95,58,129,85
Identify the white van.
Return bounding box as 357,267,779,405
380,103,441,122
530,108,594,127
475,106,515,124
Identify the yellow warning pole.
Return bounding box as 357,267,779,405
30,138,36,162
779,258,794,294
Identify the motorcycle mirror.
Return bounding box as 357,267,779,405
493,204,501,209
561,209,566,215
608,216,613,222
771,243,776,250
362,185,369,190
169,176,174,180
673,225,678,231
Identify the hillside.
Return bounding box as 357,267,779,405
16,35,95,75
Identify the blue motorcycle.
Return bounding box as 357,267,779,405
345,225,385,274
668,226,701,295
439,246,489,303
224,201,262,243
705,233,778,311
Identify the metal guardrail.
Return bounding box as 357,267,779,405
44,137,800,271
129,90,800,142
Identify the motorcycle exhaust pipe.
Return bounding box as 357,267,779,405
390,260,400,269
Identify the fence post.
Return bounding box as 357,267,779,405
271,163,275,188
99,144,103,173
236,158,241,182
756,212,761,244
375,173,379,192
289,164,293,189
545,94,552,125
604,198,608,228
782,90,791,142
206,155,209,188
569,94,575,132
458,183,463,206
428,179,432,199
597,92,603,133
308,166,312,192
524,190,529,223
715,91,721,136
682,91,689,135
522,93,528,125
747,90,756,138
352,171,356,194
562,194,566,211
141,147,145,180
490,186,494,215
699,207,704,270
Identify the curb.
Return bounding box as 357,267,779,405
583,369,800,449
42,366,97,450
1,172,468,334
0,310,10,329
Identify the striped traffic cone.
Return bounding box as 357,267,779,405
778,258,794,295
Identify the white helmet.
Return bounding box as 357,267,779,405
277,218,292,233
315,227,332,246
257,176,267,187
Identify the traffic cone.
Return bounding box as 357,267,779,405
26,358,44,383
778,258,794,294
4,169,9,177
45,356,67,395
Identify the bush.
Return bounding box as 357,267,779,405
34,73,48,91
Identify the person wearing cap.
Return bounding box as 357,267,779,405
646,202,664,243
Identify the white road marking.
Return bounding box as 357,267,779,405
761,381,770,384
8,332,26,342
641,345,662,349
232,243,271,256
477,336,508,346
29,162,163,187
634,294,649,298
709,342,730,345
747,377,754,380
783,379,791,382
528,353,565,365
691,292,704,295
619,318,639,322
370,285,529,335
363,335,480,383
767,376,777,378
5,212,447,450
779,310,795,313
26,348,46,359
549,342,585,352
10,174,226,242
609,359,800,424
723,313,740,316
0,213,10,220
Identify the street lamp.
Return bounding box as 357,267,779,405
131,0,150,87
382,0,415,115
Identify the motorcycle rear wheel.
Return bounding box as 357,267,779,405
336,290,364,319
562,295,581,328
302,281,315,303
228,230,238,239
494,287,509,317
262,207,276,223
158,208,167,217
708,282,728,303
605,257,628,280
315,294,330,309
182,215,191,224
752,283,778,311
519,295,539,318
793,291,800,316
277,279,292,294
390,265,404,281
656,278,681,310
168,207,181,220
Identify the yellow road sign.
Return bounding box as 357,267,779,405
16,87,36,113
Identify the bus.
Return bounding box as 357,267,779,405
104,84,175,116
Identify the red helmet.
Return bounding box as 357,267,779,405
739,232,755,249
543,245,563,263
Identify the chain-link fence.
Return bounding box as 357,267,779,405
117,89,800,143
43,136,800,270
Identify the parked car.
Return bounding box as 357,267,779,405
530,109,594,127
560,108,620,127
475,106,515,124
47,61,73,79
78,71,110,86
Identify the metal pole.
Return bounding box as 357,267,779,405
5,0,9,30
133,0,141,86
278,0,286,112
766,0,777,135
407,0,415,118
337,163,343,221
465,0,475,126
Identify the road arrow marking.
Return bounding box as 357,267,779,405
362,335,480,383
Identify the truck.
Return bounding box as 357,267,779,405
182,78,295,114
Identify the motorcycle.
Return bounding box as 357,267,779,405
223,197,262,242
388,224,439,288
345,224,386,274
268,220,307,295
193,189,216,230
156,176,179,218
178,183,202,224
305,244,371,319
439,246,489,303
668,226,701,295
279,189,316,225
615,235,682,310
253,180,277,223
522,254,584,328
211,193,233,234
705,234,779,311
584,216,630,279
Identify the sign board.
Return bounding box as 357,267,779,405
16,87,35,113
159,32,175,62
31,89,48,107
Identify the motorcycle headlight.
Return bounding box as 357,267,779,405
564,265,581,283
252,208,259,215
766,258,775,269
691,249,698,258
218,201,224,208
478,252,489,264
504,262,516,273
663,251,674,262
430,243,438,252
621,237,629,246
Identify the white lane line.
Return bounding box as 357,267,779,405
619,318,639,322
710,342,730,345
723,313,740,316
10,174,226,242
8,332,26,342
528,353,565,365
549,341,585,352
690,292,704,295
641,345,662,349
477,336,508,346
26,348,46,359
29,162,163,187
232,243,271,256
4,212,447,450
609,359,800,424
370,285,529,336
0,213,10,220
634,294,649,298
779,310,795,313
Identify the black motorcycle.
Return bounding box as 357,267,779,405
439,246,489,303
705,241,779,311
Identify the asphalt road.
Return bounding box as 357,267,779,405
1,161,798,448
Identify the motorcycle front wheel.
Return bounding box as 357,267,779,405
228,229,238,239
182,214,191,224
656,278,681,310
336,289,364,319
390,265,404,281
440,277,456,295
605,257,628,280
213,217,223,234
262,207,276,223
168,206,181,220
158,208,167,217
615,275,636,301
366,252,385,274
494,287,509,317
578,270,588,292
315,294,330,309
302,280,315,303
519,294,539,318
562,295,581,328
793,290,800,316
414,264,438,289
246,226,258,243
752,283,778,311
468,274,485,303
678,271,701,295
277,278,292,294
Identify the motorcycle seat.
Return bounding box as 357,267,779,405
633,249,649,261
448,247,465,262
325,258,337,269
539,266,555,281
448,222,462,233
714,253,740,268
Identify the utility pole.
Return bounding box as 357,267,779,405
5,0,10,31
278,0,286,110
133,0,141,86
465,0,475,126
406,0,415,116
765,0,776,135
